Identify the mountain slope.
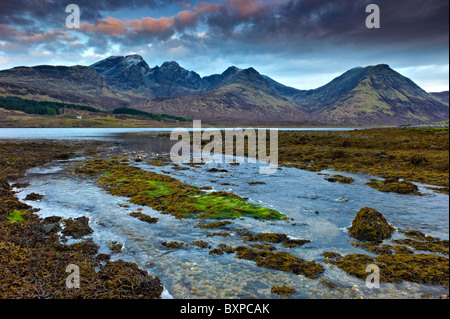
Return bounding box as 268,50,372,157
0,56,448,126
430,91,449,106
133,66,311,125
90,55,153,97
92,56,205,98
265,65,449,125
0,64,131,110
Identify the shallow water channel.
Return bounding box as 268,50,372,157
5,129,449,299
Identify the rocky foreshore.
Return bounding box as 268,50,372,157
0,140,164,299
399,122,449,129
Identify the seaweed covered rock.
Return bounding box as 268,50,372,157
97,260,164,298
62,216,94,239
348,207,395,242
24,193,44,201
195,221,232,229
271,285,296,297
323,251,449,287
243,232,311,248
325,175,355,184
366,177,421,195
129,212,159,224
162,241,186,249
235,246,324,279
0,178,11,196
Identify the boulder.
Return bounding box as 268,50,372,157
348,207,395,241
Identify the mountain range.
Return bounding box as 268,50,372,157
0,54,448,126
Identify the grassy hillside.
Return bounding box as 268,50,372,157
0,96,192,128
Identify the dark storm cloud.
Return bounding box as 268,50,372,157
203,0,449,52
0,0,187,27
0,0,448,90
1,0,447,50
70,0,449,55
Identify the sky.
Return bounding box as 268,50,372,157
0,0,448,92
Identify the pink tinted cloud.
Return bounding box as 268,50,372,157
81,17,127,36
77,0,287,40
227,0,266,17
0,24,72,43
78,1,262,39
129,17,174,34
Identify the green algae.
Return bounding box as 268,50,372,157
192,193,283,220
6,210,25,223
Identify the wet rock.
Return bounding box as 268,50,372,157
206,232,231,238
108,241,123,254
271,285,296,297
348,207,395,242
207,168,229,173
24,193,44,201
148,160,171,166
162,241,186,249
129,212,159,224
135,277,164,297
248,243,277,251
42,216,62,224
209,248,224,255
235,246,324,279
192,240,211,249
392,233,449,255
11,182,30,189
62,216,94,239
244,232,311,248
54,152,74,160
96,253,111,262
195,221,232,229
97,260,163,299
325,175,355,184
0,178,12,196
39,223,60,234
366,177,421,195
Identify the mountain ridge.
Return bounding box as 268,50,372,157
0,55,448,126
